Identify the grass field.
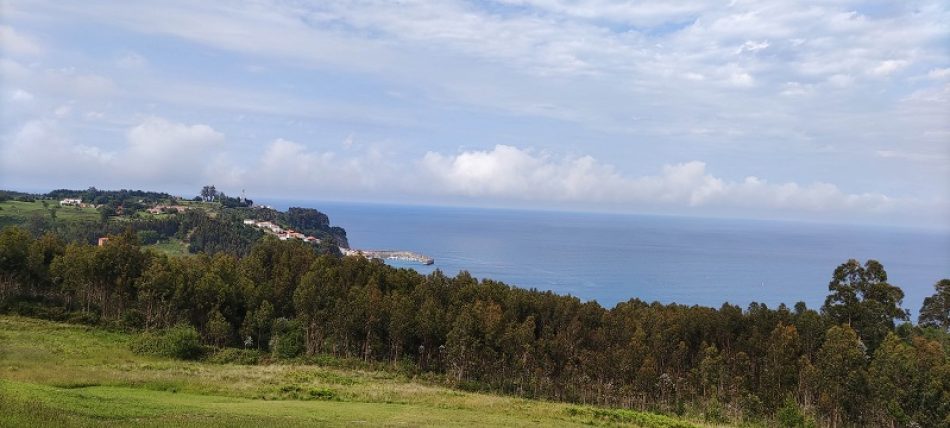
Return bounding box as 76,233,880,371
0,199,99,227
0,316,708,427
146,239,191,257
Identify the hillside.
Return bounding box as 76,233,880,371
1,189,947,427
0,189,348,255
0,316,702,427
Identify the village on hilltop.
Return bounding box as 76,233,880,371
58,195,433,265
242,219,321,244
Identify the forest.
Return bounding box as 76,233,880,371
0,225,948,427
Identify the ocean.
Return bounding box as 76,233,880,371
264,200,950,315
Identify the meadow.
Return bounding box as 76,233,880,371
0,316,705,427
0,199,99,227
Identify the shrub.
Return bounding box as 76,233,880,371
704,398,726,423
121,310,145,330
67,311,100,325
269,318,304,359
137,230,162,245
777,397,806,428
132,325,203,360
565,406,696,428
206,348,262,365
274,384,338,401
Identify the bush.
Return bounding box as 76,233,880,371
269,318,304,359
274,384,338,401
121,310,145,330
704,398,726,423
565,406,695,428
137,230,162,245
777,397,806,428
67,311,100,325
132,325,203,360
206,348,262,365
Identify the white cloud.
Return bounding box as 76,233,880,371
120,116,225,181
875,150,949,163
417,145,898,214
0,25,43,56
728,71,755,87
494,0,708,27
682,72,705,81
0,116,225,188
84,111,105,120
0,114,941,223
927,68,950,79
736,40,769,54
1,120,112,183
0,58,31,80
869,59,909,77
780,82,812,97
827,73,854,87
1,0,947,226
37,68,117,97
9,89,34,102
116,51,147,69
53,104,72,118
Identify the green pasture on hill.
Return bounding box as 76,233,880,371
0,316,705,427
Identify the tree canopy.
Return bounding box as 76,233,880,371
0,226,946,427
919,279,950,331
821,259,909,352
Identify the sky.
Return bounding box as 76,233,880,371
1,0,948,227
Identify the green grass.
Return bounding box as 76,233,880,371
146,239,191,257
0,316,709,427
0,200,99,227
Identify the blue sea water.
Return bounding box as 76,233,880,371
264,200,950,314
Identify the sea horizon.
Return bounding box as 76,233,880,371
259,197,950,315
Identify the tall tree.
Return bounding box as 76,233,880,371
868,333,916,426
821,259,909,351
200,185,217,202
761,323,801,410
918,279,950,331
816,325,868,427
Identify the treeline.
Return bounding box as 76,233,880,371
15,209,262,257
0,226,947,427
47,187,174,206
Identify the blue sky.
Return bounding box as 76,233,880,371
1,0,948,227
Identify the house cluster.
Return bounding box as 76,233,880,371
242,219,321,244
59,198,97,208
147,205,190,214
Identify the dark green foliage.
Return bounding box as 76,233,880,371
287,207,329,231
207,308,232,347
822,259,909,352
178,210,262,256
776,396,807,428
132,324,203,360
236,206,347,247
815,325,868,426
137,230,162,245
1,224,948,426
270,318,305,359
47,188,173,206
919,279,950,331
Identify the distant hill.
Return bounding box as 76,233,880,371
0,187,348,255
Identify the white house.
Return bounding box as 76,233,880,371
60,198,82,206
